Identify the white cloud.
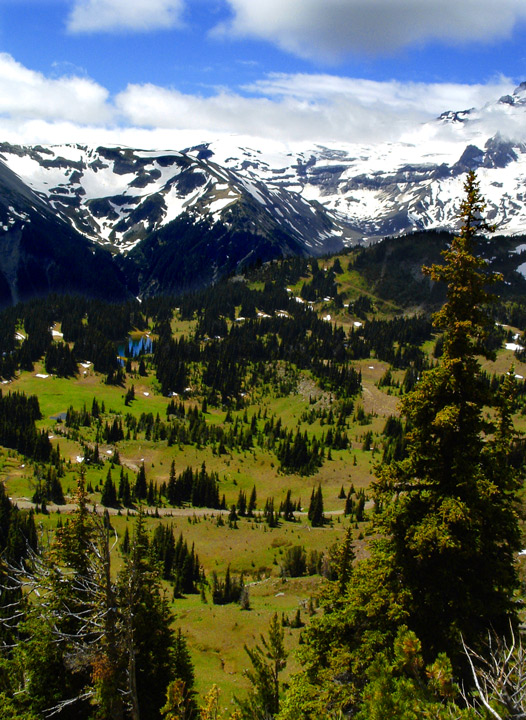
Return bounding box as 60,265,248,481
115,83,337,140
245,74,511,115
0,53,113,123
115,74,517,144
0,117,210,151
216,0,526,61
67,0,185,33
0,53,523,149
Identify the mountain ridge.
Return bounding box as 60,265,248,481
2,83,526,303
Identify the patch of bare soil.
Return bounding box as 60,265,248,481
361,381,400,417
296,376,332,408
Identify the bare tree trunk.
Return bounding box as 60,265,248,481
99,522,125,720
461,628,526,720
125,573,140,720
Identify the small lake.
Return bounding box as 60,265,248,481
117,335,153,359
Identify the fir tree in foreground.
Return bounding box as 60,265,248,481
237,613,287,720
0,475,195,720
279,172,523,719
372,171,522,663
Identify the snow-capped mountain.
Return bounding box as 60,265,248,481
0,143,353,255
1,82,526,303
207,81,526,241
2,82,526,254
0,158,129,306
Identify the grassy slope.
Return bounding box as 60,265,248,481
2,245,526,708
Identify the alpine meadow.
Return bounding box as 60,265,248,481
0,167,524,720
4,0,526,717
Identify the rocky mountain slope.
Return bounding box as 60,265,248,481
1,83,526,302
0,159,130,306
0,143,353,255
1,83,526,255
207,82,526,240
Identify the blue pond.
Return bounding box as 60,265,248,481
117,335,153,360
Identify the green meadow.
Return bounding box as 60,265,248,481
2,248,526,710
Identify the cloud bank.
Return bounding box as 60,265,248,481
115,75,515,144
217,0,526,61
0,53,112,123
67,0,185,33
0,53,521,148
64,1,526,59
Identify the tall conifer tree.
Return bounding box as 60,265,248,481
281,173,523,718
373,171,522,660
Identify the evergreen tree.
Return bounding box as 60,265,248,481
118,467,132,507
281,489,294,522
121,526,130,555
247,485,257,517
307,485,324,527
236,613,287,720
101,467,118,507
167,629,197,718
135,462,147,501
372,171,522,662
237,489,247,517
280,173,523,718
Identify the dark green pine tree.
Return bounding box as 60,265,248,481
121,526,130,555
344,488,354,517
237,489,247,517
166,460,179,506
373,171,522,663
134,462,147,501
118,467,132,507
282,489,294,522
48,467,65,505
119,509,179,720
101,467,118,508
236,613,287,720
170,628,197,717
308,485,324,527
280,173,524,719
247,485,257,517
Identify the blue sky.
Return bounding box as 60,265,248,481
1,0,526,147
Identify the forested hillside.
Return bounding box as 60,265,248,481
0,173,524,719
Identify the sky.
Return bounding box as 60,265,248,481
1,0,526,149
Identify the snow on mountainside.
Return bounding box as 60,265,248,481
1,82,526,258
209,83,526,241
0,143,355,255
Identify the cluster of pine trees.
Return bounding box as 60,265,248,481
277,173,526,719
0,295,149,382
0,478,196,720
149,525,204,595
99,461,223,510
211,566,246,605
0,390,51,461
164,462,221,508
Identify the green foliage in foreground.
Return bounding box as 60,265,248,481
0,477,196,720
278,173,524,719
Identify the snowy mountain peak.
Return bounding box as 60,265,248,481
1,84,526,261
437,108,473,123
499,81,526,106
